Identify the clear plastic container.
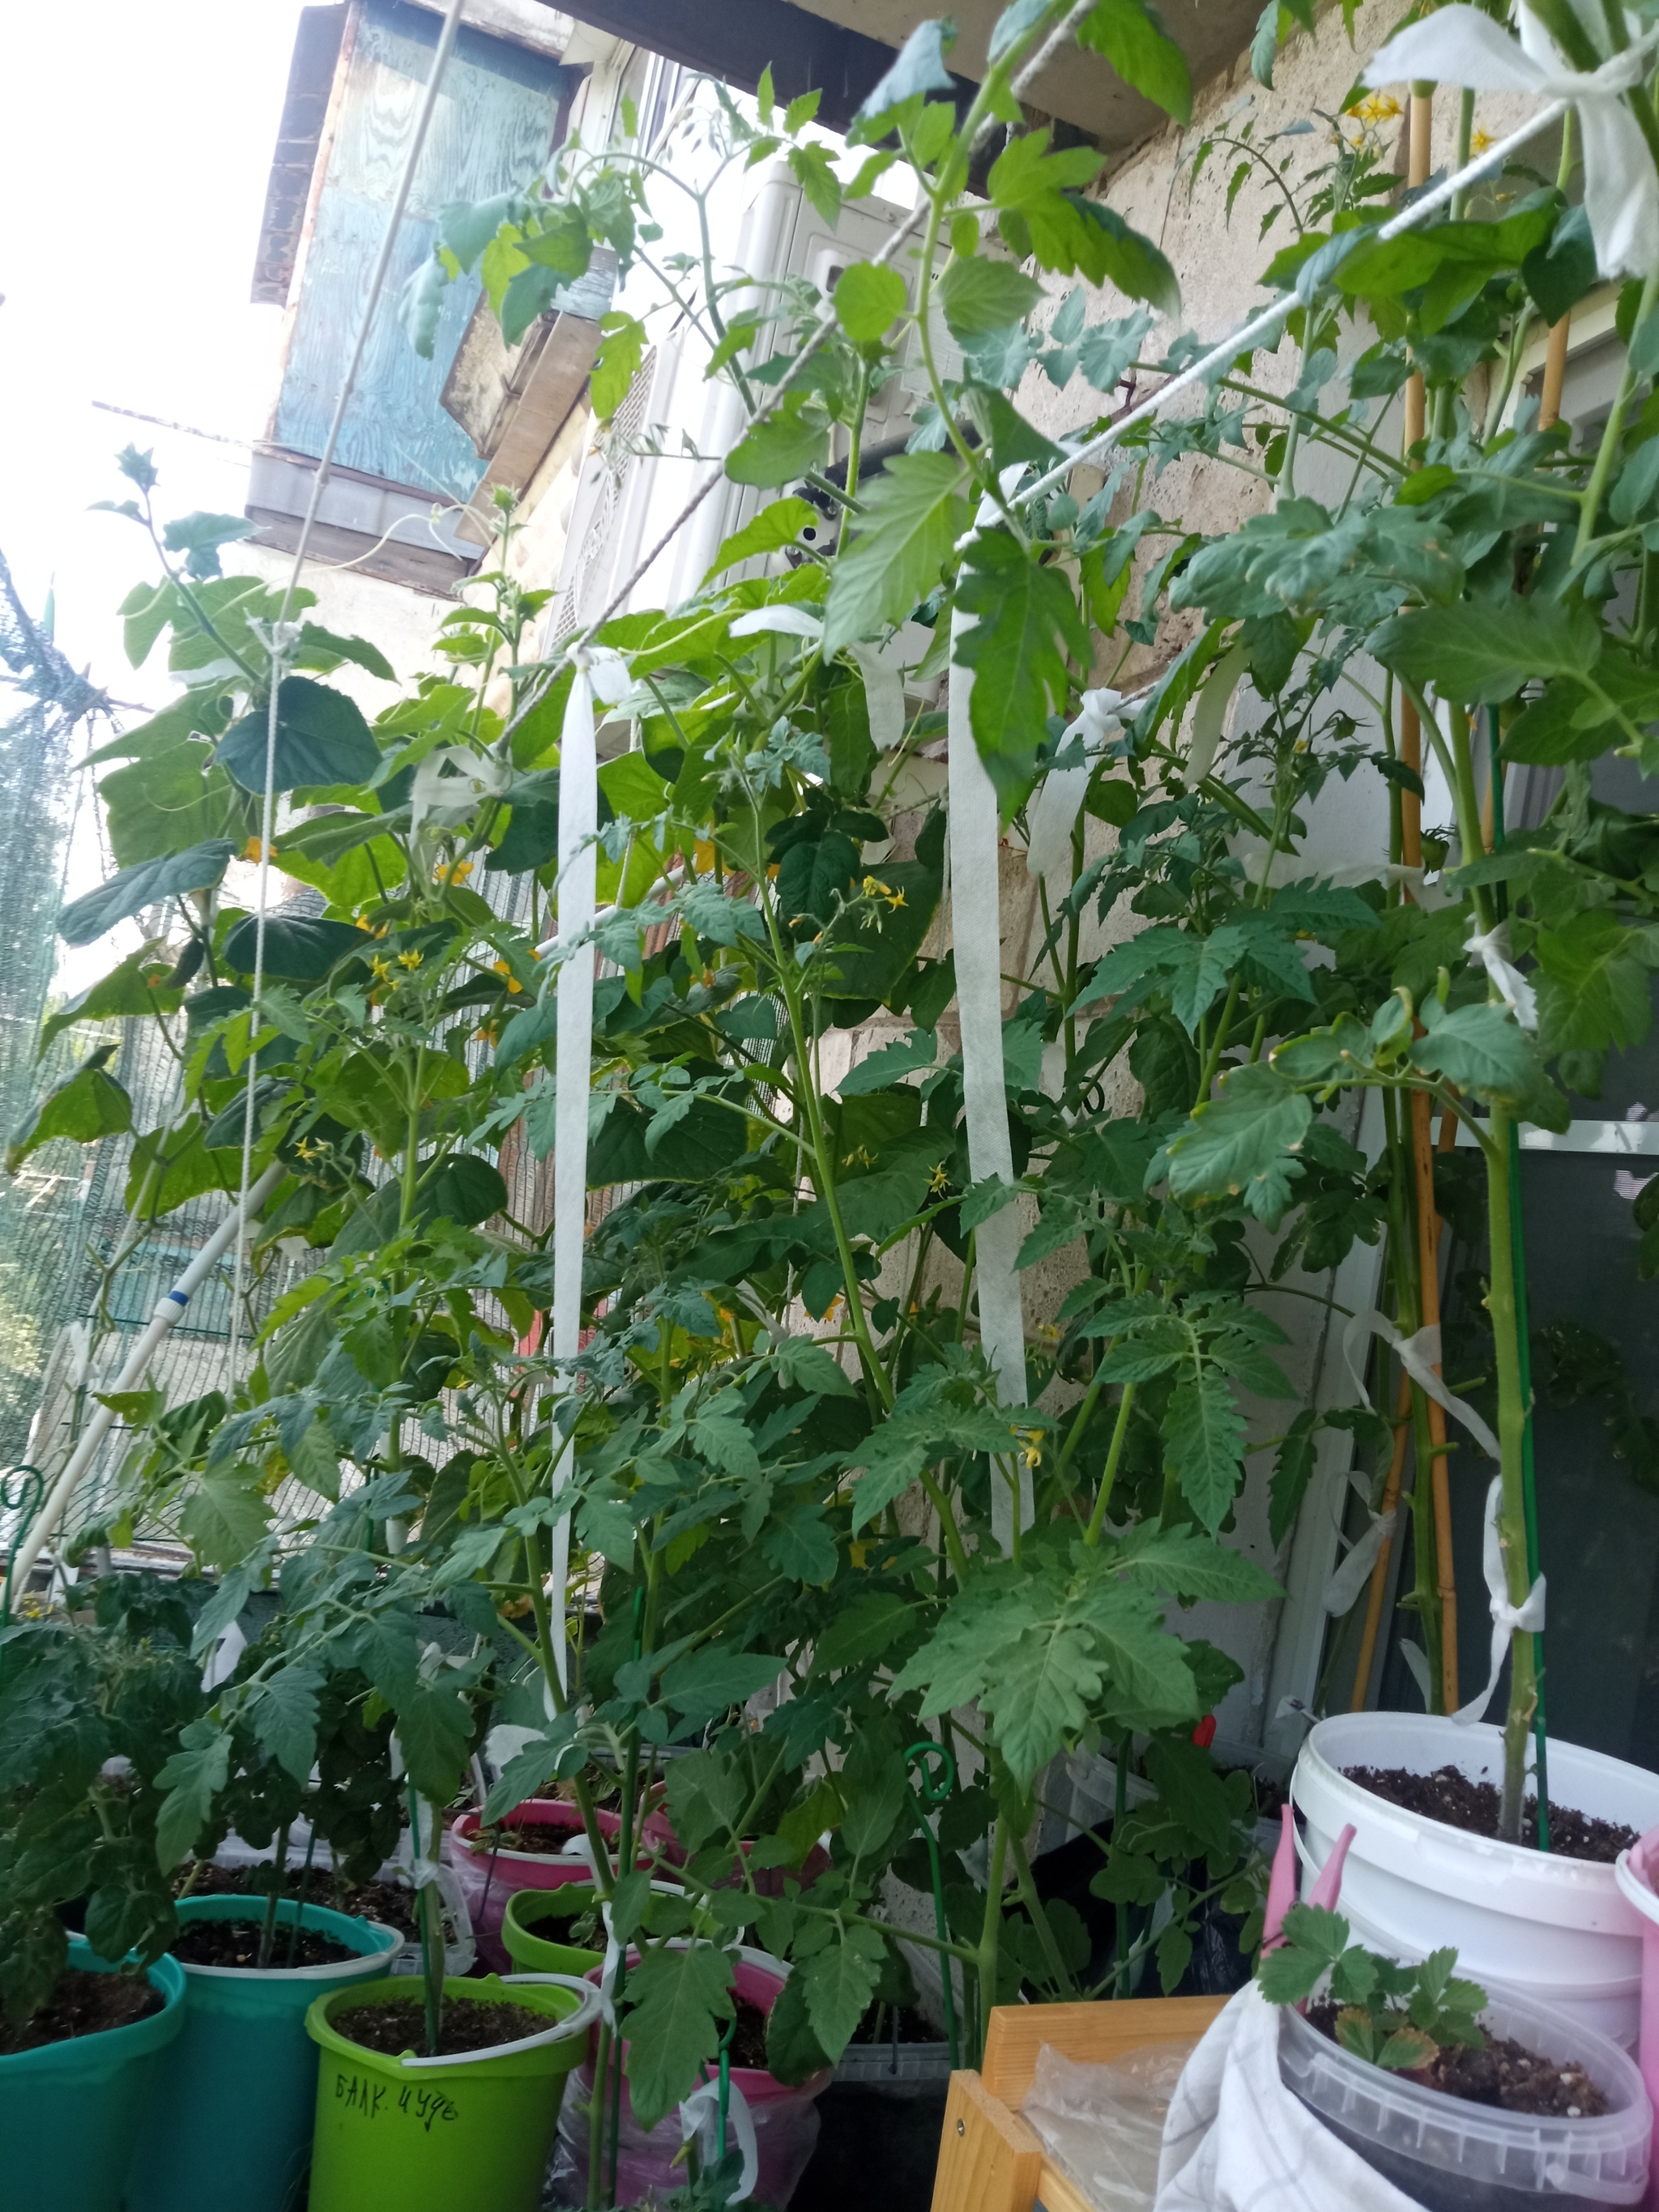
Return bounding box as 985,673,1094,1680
1278,1980,1652,2210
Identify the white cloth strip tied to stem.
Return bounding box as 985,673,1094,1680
1343,1306,1502,1460
1363,6,1659,279
1320,1469,1399,1616
1465,921,1539,1029
1024,688,1123,889
1455,1473,1547,1724
680,2076,760,2202
948,484,1034,1556
546,646,632,1688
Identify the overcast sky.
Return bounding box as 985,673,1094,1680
0,1,309,704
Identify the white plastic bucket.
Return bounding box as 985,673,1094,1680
1293,1714,1659,2048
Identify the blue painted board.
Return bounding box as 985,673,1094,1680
274,0,566,497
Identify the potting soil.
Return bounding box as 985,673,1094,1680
473,1821,578,1856
0,1965,160,2054
1343,1765,1638,1862
1306,2005,1608,2117
726,1993,770,2068
331,1993,553,2055
175,1862,422,1939
169,1918,360,1969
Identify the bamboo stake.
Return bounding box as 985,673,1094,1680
1350,1371,1414,1709
1539,313,1571,431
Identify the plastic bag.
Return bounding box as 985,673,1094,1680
550,2058,823,2209
1021,2040,1197,2212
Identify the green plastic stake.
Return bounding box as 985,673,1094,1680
904,1740,960,2069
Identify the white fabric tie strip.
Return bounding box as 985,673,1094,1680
947,496,1032,1555
680,2076,760,2201
1342,1306,1501,1461
548,646,631,1688
1363,5,1659,278
409,744,510,838
1024,688,1123,889
1320,1469,1397,1615
1465,923,1538,1029
1454,1473,1547,1724
596,1902,623,2028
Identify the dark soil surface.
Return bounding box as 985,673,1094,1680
333,1993,554,2056
0,1967,161,2054
728,1993,770,2069
1343,1765,1638,1864
1308,2004,1608,2116
173,1862,420,1938
172,1916,360,1969
471,1820,580,1856
847,2003,942,2046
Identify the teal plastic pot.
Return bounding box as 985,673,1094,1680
306,1971,600,2212
0,1939,186,2212
126,1894,398,2212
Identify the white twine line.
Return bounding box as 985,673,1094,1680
562,0,1098,651
1454,1473,1546,1723
1015,92,1581,510
220,0,467,1405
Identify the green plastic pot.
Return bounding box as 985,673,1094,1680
126,1894,398,2212
0,1939,186,2212
501,1886,604,1977
305,1971,599,2212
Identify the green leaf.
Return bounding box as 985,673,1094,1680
1165,1370,1247,1532
1115,1524,1283,1601
953,531,1090,807
1370,601,1599,705
660,1648,784,1723
1079,0,1192,121
154,1719,232,1869
823,453,970,654
763,1505,840,1585
591,312,646,422
1521,202,1597,324
38,948,181,1057
179,1473,271,1571
1536,910,1657,1056
58,839,237,947
938,257,1046,339
1410,999,1535,1103
726,399,831,488
703,497,820,582
6,1050,132,1171
392,1676,476,1804
160,510,258,581
622,1943,736,2129
1269,1408,1320,1546
1066,200,1180,318
293,622,396,681
249,1661,323,1781
770,1336,858,1396
1164,1063,1312,1226
849,20,957,139
835,261,908,343
218,677,379,794
800,1925,886,2058
222,913,367,981
813,1592,917,1673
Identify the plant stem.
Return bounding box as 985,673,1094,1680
1083,1384,1137,1545
257,1822,291,1971
974,1815,1009,2063
412,1788,446,2057
1486,1105,1539,1840
1576,263,1659,563
1006,1822,1077,1997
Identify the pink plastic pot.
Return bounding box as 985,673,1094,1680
557,1952,830,2209
639,1809,830,1898
443,1800,628,1971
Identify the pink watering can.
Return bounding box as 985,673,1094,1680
1613,1826,1659,2208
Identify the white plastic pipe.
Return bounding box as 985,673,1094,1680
2,1159,286,1602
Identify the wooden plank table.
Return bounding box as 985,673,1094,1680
928,1998,1227,2212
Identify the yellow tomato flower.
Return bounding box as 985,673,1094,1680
694,837,717,873
493,958,523,994
398,949,423,970
369,955,394,983
434,857,475,884
242,837,269,863
1471,128,1493,152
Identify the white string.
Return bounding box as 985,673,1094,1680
564,0,1099,650
1014,93,1578,511
220,0,468,1400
